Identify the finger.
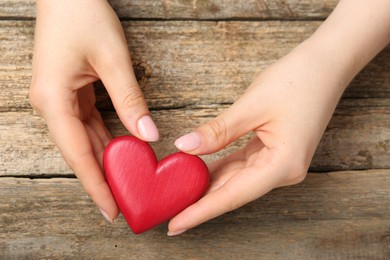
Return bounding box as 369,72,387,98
92,38,159,142
207,138,265,194
206,162,243,195
84,123,105,168
46,111,120,222
90,108,112,146
174,91,266,155
189,137,266,199
207,148,253,193
207,148,246,174
168,150,283,235
85,109,112,167
208,137,264,173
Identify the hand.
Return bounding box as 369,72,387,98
168,0,390,235
29,0,159,222
168,45,341,236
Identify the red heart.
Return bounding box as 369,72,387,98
103,136,209,234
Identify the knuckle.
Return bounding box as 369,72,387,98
290,173,307,185
272,148,310,185
29,79,57,116
120,88,146,110
28,83,44,113
288,158,309,183
203,118,229,147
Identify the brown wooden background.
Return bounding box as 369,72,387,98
1,0,389,259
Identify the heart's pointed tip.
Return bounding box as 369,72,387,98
131,226,153,235
132,230,144,235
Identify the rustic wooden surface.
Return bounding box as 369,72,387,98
1,21,389,112
1,98,389,176
1,170,389,259
0,0,338,20
1,0,389,258
0,20,389,175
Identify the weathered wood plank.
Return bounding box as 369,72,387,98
1,98,389,176
0,21,389,112
0,0,339,20
1,170,389,259
316,98,390,171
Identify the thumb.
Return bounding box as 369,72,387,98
175,98,260,155
95,55,159,142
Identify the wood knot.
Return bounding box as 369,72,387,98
133,61,152,85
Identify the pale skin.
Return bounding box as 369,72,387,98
30,0,160,222
29,0,390,235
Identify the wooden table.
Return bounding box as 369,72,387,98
1,1,389,259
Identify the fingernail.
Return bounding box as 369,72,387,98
99,208,114,224
137,115,160,142
167,229,187,236
174,132,202,152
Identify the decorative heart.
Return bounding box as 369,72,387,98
103,136,209,234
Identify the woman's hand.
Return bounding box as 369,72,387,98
168,0,390,235
29,0,159,222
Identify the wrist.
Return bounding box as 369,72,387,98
301,0,390,89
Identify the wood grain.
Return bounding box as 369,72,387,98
1,1,389,258
0,21,389,112
2,20,388,176
1,170,389,259
1,97,389,176
0,0,339,20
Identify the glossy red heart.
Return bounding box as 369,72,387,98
103,136,209,234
